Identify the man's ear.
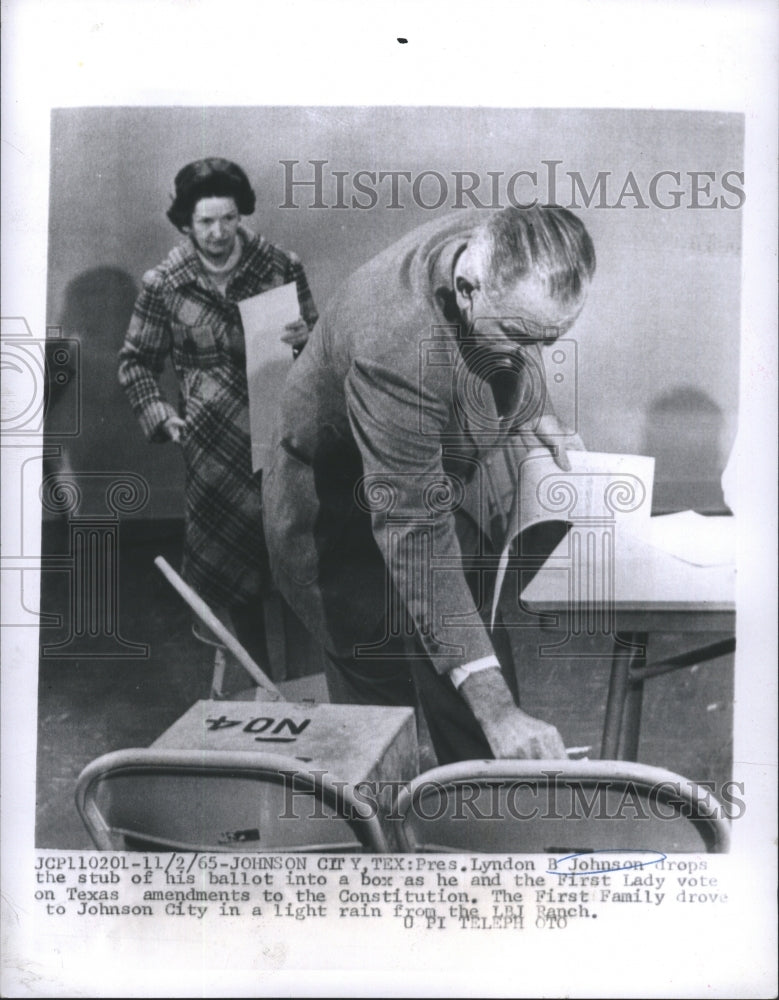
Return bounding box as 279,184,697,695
453,243,485,310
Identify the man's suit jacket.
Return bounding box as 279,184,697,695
263,212,552,672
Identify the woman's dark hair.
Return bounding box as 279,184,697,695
166,158,256,230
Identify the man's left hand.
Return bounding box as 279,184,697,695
524,412,586,471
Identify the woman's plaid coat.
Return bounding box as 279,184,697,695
118,228,318,608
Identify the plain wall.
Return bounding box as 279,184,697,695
45,107,743,517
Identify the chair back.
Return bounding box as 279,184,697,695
393,759,730,854
76,748,389,852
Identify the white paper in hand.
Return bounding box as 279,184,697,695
490,449,655,628
239,282,300,472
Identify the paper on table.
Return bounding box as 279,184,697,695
635,510,737,567
490,449,655,628
239,282,301,472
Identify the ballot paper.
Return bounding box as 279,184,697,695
239,282,301,471
490,448,655,627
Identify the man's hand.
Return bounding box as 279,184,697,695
521,412,585,471
280,318,310,351
459,666,566,759
161,415,186,443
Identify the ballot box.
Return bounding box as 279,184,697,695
77,701,418,852
154,700,418,781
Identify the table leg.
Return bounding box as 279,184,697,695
618,632,648,760
601,632,646,760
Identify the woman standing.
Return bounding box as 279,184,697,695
119,158,318,662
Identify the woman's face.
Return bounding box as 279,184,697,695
184,196,241,266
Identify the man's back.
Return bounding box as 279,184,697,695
264,211,520,666
263,204,596,763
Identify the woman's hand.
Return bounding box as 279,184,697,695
281,318,310,351
161,415,186,443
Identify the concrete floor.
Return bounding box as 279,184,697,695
36,519,734,849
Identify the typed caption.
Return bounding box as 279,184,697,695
33,851,730,933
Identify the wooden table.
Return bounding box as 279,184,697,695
520,520,736,759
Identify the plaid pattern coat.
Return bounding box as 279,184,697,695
118,227,318,607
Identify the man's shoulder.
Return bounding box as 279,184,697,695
332,210,483,311
366,209,484,272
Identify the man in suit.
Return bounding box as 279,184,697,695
263,205,595,763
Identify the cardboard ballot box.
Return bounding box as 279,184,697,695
78,701,418,852
154,700,418,782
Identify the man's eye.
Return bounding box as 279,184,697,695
501,322,528,338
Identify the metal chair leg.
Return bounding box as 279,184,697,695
619,662,646,761
601,631,646,759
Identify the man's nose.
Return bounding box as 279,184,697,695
211,221,225,238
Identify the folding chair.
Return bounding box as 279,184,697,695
76,748,389,852
393,759,730,854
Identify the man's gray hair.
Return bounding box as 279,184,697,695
480,205,596,303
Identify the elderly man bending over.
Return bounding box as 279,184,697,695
263,205,595,764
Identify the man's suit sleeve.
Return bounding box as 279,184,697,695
345,354,497,675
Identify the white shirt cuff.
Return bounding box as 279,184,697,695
448,655,500,689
